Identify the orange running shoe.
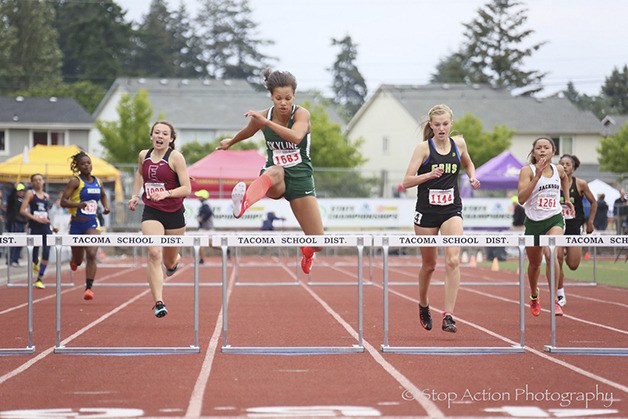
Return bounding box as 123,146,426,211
554,299,564,316
83,289,94,300
529,291,541,317
300,247,315,274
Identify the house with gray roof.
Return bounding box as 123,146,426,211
0,96,93,162
346,84,605,197
91,77,344,157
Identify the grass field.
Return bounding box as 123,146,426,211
479,257,628,288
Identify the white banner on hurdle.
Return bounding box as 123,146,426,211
378,234,530,354
0,235,40,355
541,235,627,356
52,234,202,355
214,234,367,354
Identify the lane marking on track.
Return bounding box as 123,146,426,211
0,267,143,386
290,265,444,418
353,266,628,394
185,268,234,418
462,287,628,335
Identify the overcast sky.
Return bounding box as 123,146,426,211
122,0,627,97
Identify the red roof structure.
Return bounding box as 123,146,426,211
188,150,266,198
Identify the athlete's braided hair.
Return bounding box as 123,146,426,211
70,151,90,175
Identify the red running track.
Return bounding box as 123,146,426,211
0,253,626,417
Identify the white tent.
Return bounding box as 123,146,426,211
588,179,620,217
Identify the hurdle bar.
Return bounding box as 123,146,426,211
0,234,41,355
213,234,367,354
542,235,628,356
376,234,533,354
95,232,221,287
212,232,300,286
52,234,208,355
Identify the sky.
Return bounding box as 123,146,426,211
122,0,628,98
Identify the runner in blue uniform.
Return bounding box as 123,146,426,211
402,104,480,333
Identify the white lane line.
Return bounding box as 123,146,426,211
370,272,628,394
462,287,628,335
292,265,444,418
185,269,233,418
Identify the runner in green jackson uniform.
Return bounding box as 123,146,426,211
217,69,324,274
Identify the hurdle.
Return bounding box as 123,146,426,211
543,235,628,356
376,234,532,354
0,234,41,355
52,234,208,355
95,232,221,288
211,232,300,286
214,234,367,354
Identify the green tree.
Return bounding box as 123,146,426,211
96,90,153,164
54,0,133,87
430,53,467,84
329,35,368,121
453,113,514,167
300,101,374,197
432,0,546,94
601,65,628,114
0,0,62,93
597,122,628,177
196,0,274,85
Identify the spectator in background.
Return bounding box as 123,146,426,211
6,183,28,266
593,194,608,231
195,189,214,264
261,211,285,231
614,189,627,234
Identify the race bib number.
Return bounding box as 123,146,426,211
145,182,166,199
272,149,302,168
33,210,48,219
82,200,98,215
536,195,558,211
428,188,454,206
561,204,575,219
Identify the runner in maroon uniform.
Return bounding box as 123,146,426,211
128,121,191,318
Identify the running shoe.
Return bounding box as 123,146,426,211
554,299,564,316
442,314,457,333
34,280,45,289
165,264,179,277
529,290,541,317
83,289,94,300
557,294,566,307
300,246,315,274
70,260,78,271
419,304,432,331
154,301,168,318
33,259,40,277
231,181,246,218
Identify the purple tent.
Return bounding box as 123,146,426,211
460,151,524,197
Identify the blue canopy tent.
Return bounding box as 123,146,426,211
460,151,524,197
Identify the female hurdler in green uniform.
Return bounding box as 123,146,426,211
217,69,324,274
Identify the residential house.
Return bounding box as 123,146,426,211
345,84,605,197
0,96,93,162
91,77,344,158
601,114,628,136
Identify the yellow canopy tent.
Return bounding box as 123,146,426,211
0,144,123,201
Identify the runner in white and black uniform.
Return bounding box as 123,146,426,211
402,104,480,334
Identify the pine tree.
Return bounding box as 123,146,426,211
601,65,628,114
54,0,132,87
432,0,546,94
329,35,368,121
0,0,62,93
196,0,274,84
